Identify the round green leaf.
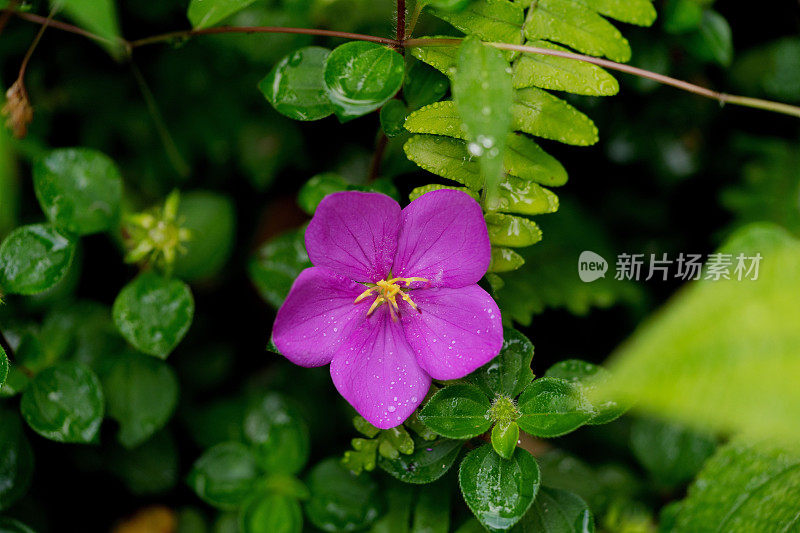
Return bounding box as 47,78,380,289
173,191,236,281
244,393,310,475
418,384,492,439
378,436,463,484
249,229,311,309
545,359,627,425
240,493,303,533
0,346,7,388
20,362,104,443
305,458,381,532
510,486,594,533
260,46,334,121
324,42,405,121
188,442,260,510
0,224,76,295
517,378,593,438
113,272,194,358
0,409,34,511
459,445,540,531
103,350,179,448
491,421,519,460
0,518,36,533
33,148,122,235
467,328,534,398
380,99,407,137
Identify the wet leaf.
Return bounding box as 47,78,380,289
305,458,381,531
510,486,595,532
512,88,599,146
379,436,463,484
0,409,33,510
259,47,334,121
188,0,258,29
403,60,450,110
431,0,524,45
517,378,593,438
323,42,405,121
113,272,194,358
488,247,525,273
418,384,492,439
240,492,303,533
497,177,559,216
188,442,260,509
485,213,542,247
409,184,479,202
502,134,567,187
403,135,482,190
410,39,459,79
491,421,519,460
33,148,122,235
575,0,656,26
459,444,540,530
466,328,534,399
545,359,626,425
244,393,310,475
20,361,104,443
0,224,76,295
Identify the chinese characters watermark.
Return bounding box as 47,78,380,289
579,251,762,283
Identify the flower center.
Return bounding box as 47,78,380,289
354,277,428,320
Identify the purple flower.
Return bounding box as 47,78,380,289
272,189,503,429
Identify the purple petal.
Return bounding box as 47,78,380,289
401,284,503,380
305,191,400,283
331,307,431,429
393,189,491,288
273,267,368,367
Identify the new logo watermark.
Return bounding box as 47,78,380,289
578,251,608,282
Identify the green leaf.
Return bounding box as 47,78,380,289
662,0,703,34
188,0,258,29
512,88,599,146
33,148,122,236
497,176,560,216
342,438,379,474
467,328,534,398
54,0,123,56
109,431,178,495
488,247,525,273
380,99,408,137
369,481,413,533
20,361,104,443
305,458,381,531
244,393,310,475
188,442,260,509
630,418,716,487
454,36,513,209
409,39,459,79
249,229,311,309
671,440,800,532
525,0,631,62
404,101,464,139
0,365,30,398
596,224,800,446
403,135,482,189
517,378,593,438
512,40,619,96
431,0,524,45
378,426,415,460
459,445,540,530
413,481,451,533
0,346,6,388
409,184,479,202
0,409,34,510
0,224,76,295
485,213,542,247
323,42,405,121
113,272,194,358
574,0,657,26
491,421,519,460
173,191,236,281
545,359,626,425
259,47,334,121
418,384,492,439
296,174,400,215
240,493,303,533
685,10,733,67
510,486,595,533
379,436,464,484
102,350,179,448
404,60,450,110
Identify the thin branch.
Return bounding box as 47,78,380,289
405,37,800,119
4,9,119,46
397,0,406,43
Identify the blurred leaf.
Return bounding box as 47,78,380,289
187,0,258,29
418,384,492,439
599,224,800,446
323,42,405,122
491,421,519,459
525,0,631,62
662,0,704,34
240,492,303,533
466,327,534,398
189,442,260,510
403,60,450,110
103,350,179,448
33,148,122,236
113,272,194,358
512,88,598,146
0,224,76,295
732,38,800,102
510,486,595,532
379,436,463,484
630,418,716,487
305,458,381,531
685,10,733,67
260,47,334,122
459,445,539,530
671,439,800,532
545,360,627,425
174,191,237,281
412,481,451,533
110,430,179,495
54,0,124,57
249,229,311,309
430,0,524,45
369,481,412,533
244,393,310,475
0,346,6,387
0,518,36,533
0,409,33,510
20,361,104,443
517,378,593,438
454,36,512,208
380,100,408,137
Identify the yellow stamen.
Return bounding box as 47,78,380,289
354,287,376,304
354,276,429,320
